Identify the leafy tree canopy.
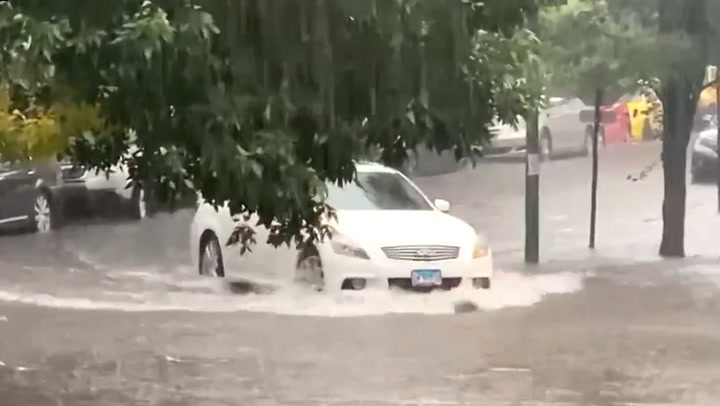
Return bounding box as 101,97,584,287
539,0,699,104
0,0,544,250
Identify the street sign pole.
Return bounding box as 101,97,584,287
589,88,603,249
525,108,540,264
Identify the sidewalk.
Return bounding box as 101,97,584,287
496,242,720,276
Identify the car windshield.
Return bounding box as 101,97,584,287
325,171,433,211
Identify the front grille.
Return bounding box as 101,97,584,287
389,277,462,292
381,245,460,262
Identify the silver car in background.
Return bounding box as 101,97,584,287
486,97,594,159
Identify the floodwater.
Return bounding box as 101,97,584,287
0,263,585,316
5,141,720,405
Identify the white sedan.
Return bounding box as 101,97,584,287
189,163,493,292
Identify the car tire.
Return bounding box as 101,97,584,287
295,246,324,291
539,130,553,161
199,231,225,277
29,189,58,234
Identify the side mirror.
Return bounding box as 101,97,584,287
434,199,451,213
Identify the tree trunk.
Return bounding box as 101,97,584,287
659,140,687,257
657,0,705,257
659,79,693,257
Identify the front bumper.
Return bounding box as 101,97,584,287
319,247,494,292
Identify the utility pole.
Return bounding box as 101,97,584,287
525,109,540,264
589,88,602,249
524,9,540,265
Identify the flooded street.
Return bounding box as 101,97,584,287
3,142,720,404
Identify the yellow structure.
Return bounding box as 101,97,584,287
626,99,649,141
700,85,719,108
625,88,663,141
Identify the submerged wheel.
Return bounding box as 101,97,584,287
199,232,225,277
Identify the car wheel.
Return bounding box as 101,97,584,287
199,232,225,277
295,247,324,291
31,191,54,234
539,130,553,161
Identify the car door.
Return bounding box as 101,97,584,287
542,97,588,154
0,161,14,225
0,162,37,229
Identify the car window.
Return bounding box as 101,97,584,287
325,171,433,211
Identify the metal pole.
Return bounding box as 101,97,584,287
589,88,602,249
525,108,540,264
716,85,720,212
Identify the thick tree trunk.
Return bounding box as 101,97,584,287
659,79,694,257
659,137,687,257
657,0,705,258
660,147,687,257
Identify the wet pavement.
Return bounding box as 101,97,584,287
3,141,720,405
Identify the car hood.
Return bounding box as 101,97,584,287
329,210,478,248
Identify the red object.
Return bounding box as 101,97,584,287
600,103,631,144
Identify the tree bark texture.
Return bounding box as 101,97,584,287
658,0,705,257
659,79,694,257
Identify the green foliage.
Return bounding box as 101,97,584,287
539,0,694,103
0,82,106,162
0,0,544,251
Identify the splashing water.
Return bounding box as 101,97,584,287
0,265,585,317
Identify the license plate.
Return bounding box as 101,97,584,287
411,269,442,287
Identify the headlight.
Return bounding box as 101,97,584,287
472,234,490,259
330,232,370,259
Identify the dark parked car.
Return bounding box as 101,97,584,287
0,158,150,234
1,155,206,235
0,159,66,233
